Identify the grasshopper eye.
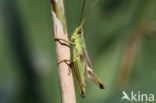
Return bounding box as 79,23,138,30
77,29,82,34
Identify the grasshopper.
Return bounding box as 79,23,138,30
54,0,105,97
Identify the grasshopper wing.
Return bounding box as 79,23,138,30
83,48,105,89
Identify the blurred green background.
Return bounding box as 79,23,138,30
0,0,156,103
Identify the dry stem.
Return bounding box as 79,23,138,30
51,0,76,103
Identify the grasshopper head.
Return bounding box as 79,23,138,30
75,27,83,36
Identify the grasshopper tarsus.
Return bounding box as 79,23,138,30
54,37,74,45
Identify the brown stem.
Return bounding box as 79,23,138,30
51,0,76,103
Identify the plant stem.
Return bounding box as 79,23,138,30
51,0,76,103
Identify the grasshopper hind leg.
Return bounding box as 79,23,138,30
58,59,86,97
81,91,85,98
72,61,86,98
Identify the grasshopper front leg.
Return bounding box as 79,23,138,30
54,38,74,45
54,38,75,75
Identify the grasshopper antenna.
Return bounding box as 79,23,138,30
79,0,98,27
80,0,86,22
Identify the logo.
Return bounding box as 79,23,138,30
121,91,155,102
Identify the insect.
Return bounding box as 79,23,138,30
54,0,105,97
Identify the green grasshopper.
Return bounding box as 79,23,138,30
54,0,105,97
